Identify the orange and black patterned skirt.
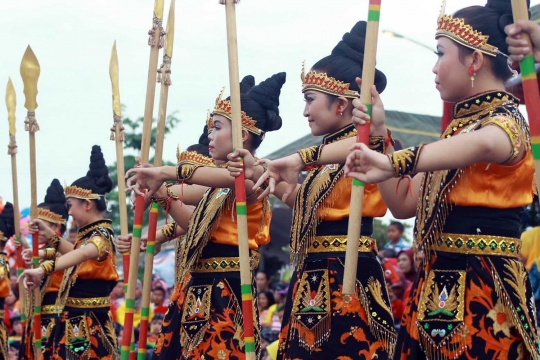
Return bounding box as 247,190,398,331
395,248,540,359
20,292,59,360
277,251,396,360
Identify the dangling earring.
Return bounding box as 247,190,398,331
335,108,342,116
469,65,476,88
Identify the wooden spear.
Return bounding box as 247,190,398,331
220,1,256,358
109,41,137,358
20,45,42,359
511,0,540,195
137,1,175,357
343,0,382,297
5,78,27,330
121,1,164,359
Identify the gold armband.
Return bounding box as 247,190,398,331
43,248,56,260
152,186,180,210
176,163,204,182
387,145,424,177
40,260,55,276
369,136,386,154
297,145,324,170
161,221,177,241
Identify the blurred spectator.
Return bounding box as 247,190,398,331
147,313,164,350
116,279,153,329
151,284,168,315
256,271,271,293
383,263,408,326
259,291,278,343
8,339,19,360
68,223,78,244
3,290,19,334
9,315,22,340
520,226,540,271
397,250,416,283
114,322,124,353
110,279,125,322
527,260,540,326
273,284,288,307
383,222,409,257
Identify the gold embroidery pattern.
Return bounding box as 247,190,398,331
482,116,525,162
297,145,323,166
191,252,260,273
76,221,113,241
388,145,424,177
161,221,177,240
366,277,393,319
43,248,56,260
416,270,467,356
309,235,376,254
177,163,203,182
66,315,91,358
291,269,331,352
42,304,62,315
368,136,386,154
0,254,9,282
65,296,111,309
87,236,110,262
181,285,213,352
492,258,540,357
41,317,56,344
429,233,522,258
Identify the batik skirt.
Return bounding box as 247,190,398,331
395,251,540,359
277,252,396,360
20,292,59,360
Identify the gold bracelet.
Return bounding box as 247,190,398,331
43,248,56,260
40,260,55,275
48,234,61,251
161,221,177,241
387,145,424,177
152,187,180,210
369,136,386,154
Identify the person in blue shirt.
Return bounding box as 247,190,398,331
383,222,410,258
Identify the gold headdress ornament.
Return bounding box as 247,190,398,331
211,87,263,136
38,208,66,225
301,60,359,99
177,150,214,167
435,0,499,57
64,183,100,201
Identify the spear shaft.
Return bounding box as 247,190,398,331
5,79,26,329
121,1,164,359
137,1,175,358
511,0,540,196
20,45,42,359
343,0,382,295
222,1,256,358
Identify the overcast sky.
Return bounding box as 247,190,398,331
2,0,538,213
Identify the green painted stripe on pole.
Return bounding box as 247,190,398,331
34,306,41,313
151,202,160,210
368,10,380,22
241,284,252,295
520,56,537,77
353,179,364,187
120,348,130,360
141,307,149,317
132,226,142,238
125,298,135,309
236,204,247,216
245,342,256,352
364,103,373,116
531,142,540,159
146,244,155,254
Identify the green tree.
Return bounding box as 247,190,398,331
107,111,181,235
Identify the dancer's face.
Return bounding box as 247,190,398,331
303,90,348,136
433,38,472,102
208,115,234,161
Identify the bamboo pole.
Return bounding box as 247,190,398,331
137,1,175,358
108,40,137,358
20,45,42,359
511,0,540,195
221,0,256,358
121,1,164,359
5,78,26,331
343,0,382,296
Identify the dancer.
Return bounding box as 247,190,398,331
20,145,120,359
125,73,285,359
229,21,396,359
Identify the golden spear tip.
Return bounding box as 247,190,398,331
109,41,121,118
20,45,41,112
165,0,175,57
154,0,165,19
6,78,17,136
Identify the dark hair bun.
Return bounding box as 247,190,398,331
0,202,15,240
39,179,69,222
71,145,113,195
240,75,255,94
312,21,387,94
486,0,530,31
198,125,210,147
247,72,286,132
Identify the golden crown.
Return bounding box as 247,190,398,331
301,61,358,99
210,87,262,136
64,185,100,200
177,149,214,167
38,208,66,225
436,1,499,57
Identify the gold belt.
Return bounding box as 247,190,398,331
65,296,111,309
429,233,522,258
42,304,62,315
191,251,261,273
309,235,377,254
